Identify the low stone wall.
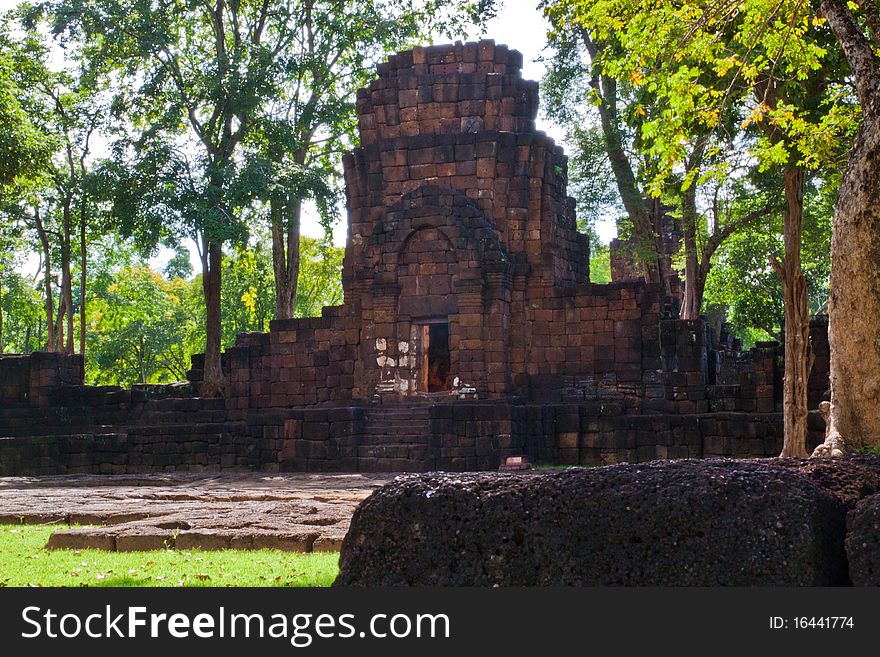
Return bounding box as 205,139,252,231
1,396,816,476
0,396,288,476
335,457,880,586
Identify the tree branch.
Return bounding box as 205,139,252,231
820,0,880,107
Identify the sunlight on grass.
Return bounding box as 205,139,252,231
0,525,339,588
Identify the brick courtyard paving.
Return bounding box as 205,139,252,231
0,472,390,552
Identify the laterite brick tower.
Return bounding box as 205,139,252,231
342,40,590,400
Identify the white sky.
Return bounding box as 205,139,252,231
4,0,616,278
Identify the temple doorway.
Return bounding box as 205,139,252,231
420,321,451,392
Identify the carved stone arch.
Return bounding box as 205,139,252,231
367,185,508,287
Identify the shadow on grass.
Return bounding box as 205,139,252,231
89,576,212,587
90,577,160,587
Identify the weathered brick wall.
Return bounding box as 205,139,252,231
0,396,293,476
517,403,793,466
0,352,84,408
0,355,31,406
809,316,830,408
215,308,360,418
516,283,660,386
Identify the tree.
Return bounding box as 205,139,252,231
543,7,773,311
237,0,497,321
545,0,856,457
0,43,50,190
163,246,194,281
88,264,199,385
51,0,495,395
294,235,343,317
0,24,52,354
2,13,106,359
543,16,675,293
703,179,833,344
814,0,880,455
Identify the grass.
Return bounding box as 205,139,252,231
0,525,339,587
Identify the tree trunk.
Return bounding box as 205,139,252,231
62,199,74,354
579,30,664,287
54,289,67,353
0,280,4,354
79,191,87,357
813,0,880,455
679,173,702,320
271,194,302,320
679,138,709,319
34,205,55,353
201,239,225,396
774,168,812,458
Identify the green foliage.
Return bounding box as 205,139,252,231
0,524,338,587
0,271,43,353
222,241,276,344
87,265,201,385
0,47,52,190
588,230,612,283
219,235,344,346
703,178,832,341
544,0,858,185
163,246,194,281
80,234,344,385
295,236,344,318
542,41,625,227
703,225,785,341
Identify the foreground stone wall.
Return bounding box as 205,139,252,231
336,457,880,586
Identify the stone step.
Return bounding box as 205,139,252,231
359,434,434,446
355,443,436,460
362,426,432,437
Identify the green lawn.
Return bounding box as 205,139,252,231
0,525,339,587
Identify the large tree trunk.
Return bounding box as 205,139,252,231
271,194,302,320
774,168,812,458
201,239,225,396
34,205,55,353
813,0,880,455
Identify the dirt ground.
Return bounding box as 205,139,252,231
0,472,391,552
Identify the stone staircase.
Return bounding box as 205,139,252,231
358,404,436,472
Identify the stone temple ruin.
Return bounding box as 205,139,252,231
0,41,830,476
